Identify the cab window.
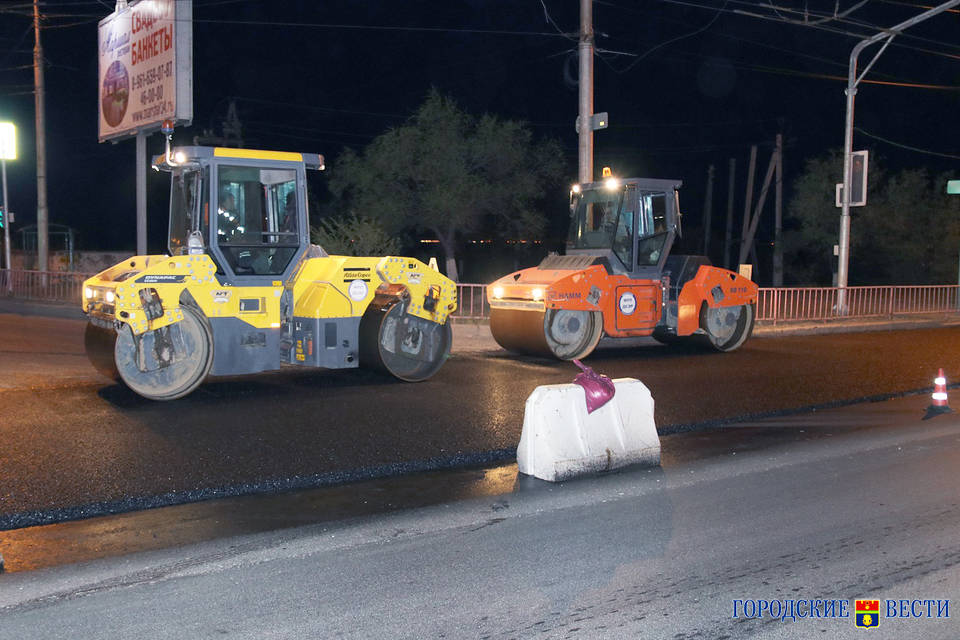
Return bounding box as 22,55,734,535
168,167,209,256
216,165,300,276
612,187,636,268
636,193,669,267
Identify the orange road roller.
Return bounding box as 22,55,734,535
487,175,758,360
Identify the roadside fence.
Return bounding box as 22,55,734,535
3,269,959,325
0,269,93,304
454,283,491,320
757,285,960,325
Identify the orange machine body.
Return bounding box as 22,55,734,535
488,261,757,339
486,175,759,360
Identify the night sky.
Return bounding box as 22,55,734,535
0,0,957,275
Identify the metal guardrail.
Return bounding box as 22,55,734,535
757,285,960,325
452,283,491,320
0,269,94,304
4,270,960,325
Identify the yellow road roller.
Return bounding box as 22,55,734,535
82,128,456,400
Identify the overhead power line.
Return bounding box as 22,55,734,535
10,11,576,38
855,126,960,159
758,0,871,26
613,0,730,73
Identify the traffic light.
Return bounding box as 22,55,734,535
0,206,4,229
849,150,868,206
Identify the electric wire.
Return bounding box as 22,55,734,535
761,0,871,26
538,0,577,42
855,126,960,159
611,0,730,73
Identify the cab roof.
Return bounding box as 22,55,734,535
153,146,325,171
581,177,682,192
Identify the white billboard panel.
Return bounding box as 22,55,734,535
98,0,192,141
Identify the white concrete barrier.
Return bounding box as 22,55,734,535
517,378,660,482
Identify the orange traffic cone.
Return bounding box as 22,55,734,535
924,368,953,419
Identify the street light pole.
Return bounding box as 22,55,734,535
0,122,15,292
837,0,960,313
2,158,10,283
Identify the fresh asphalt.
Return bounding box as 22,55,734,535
1,301,960,638
2,300,960,531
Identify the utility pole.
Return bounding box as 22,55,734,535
773,133,783,287
702,164,714,257
577,0,593,185
723,158,735,270
33,0,49,273
739,145,757,268
739,140,778,268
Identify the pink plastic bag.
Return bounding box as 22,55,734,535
572,359,616,413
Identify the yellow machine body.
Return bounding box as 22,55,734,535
82,145,456,400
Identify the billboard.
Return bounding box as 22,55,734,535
98,0,192,141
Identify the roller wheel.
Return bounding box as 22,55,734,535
543,309,603,360
359,299,451,382
700,303,755,352
490,307,603,360
115,305,214,401
84,323,120,380
489,308,550,357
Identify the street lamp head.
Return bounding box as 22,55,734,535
0,123,16,161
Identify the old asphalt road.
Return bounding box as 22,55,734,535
0,394,958,639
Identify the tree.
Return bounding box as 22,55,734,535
785,150,960,285
310,213,402,256
328,89,563,281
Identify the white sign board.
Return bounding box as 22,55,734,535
98,0,192,141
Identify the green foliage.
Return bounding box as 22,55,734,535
785,151,960,285
328,89,564,280
310,212,402,257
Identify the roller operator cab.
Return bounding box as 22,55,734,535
486,174,757,360
82,141,457,401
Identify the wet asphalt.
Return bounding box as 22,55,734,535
1,308,959,530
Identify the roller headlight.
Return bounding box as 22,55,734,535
492,285,505,299
105,291,115,304
84,287,94,299
531,287,544,301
